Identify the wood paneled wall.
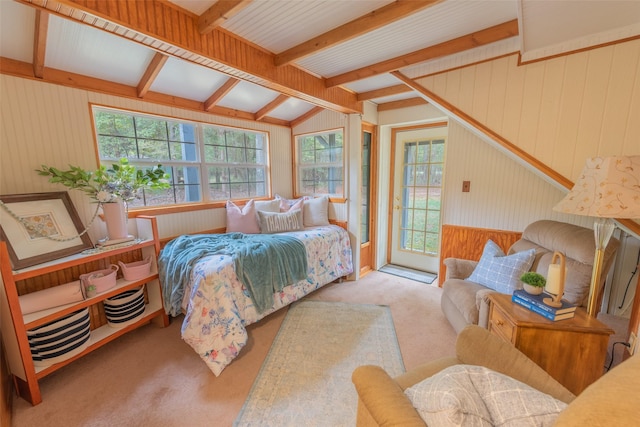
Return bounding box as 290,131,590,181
439,224,522,286
416,39,640,183
0,75,290,240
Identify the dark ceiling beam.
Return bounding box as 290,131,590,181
22,0,361,114
197,0,253,35
326,19,519,87
357,84,411,101
274,0,442,67
255,94,289,121
33,10,49,79
137,52,168,98
204,77,241,111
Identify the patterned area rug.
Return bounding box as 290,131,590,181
234,300,405,426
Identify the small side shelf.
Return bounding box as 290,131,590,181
0,216,169,405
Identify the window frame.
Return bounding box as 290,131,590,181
293,127,346,201
90,104,272,214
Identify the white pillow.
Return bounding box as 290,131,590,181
257,209,304,234
254,199,280,213
404,365,567,427
303,196,329,227
225,200,260,234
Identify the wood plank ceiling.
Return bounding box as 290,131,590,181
0,0,638,127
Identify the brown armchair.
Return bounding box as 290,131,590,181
440,220,619,333
352,325,640,426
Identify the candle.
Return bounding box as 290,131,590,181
546,264,562,295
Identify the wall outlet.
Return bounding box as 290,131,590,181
629,332,638,356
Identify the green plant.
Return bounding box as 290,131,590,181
520,272,546,288
36,158,170,203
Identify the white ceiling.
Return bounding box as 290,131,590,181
1,0,638,125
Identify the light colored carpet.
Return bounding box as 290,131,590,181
10,272,457,427
235,300,405,426
379,264,437,284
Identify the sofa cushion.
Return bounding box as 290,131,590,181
441,279,487,326
554,355,640,426
467,240,536,294
404,365,567,427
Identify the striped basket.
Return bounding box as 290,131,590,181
103,286,146,328
27,308,91,367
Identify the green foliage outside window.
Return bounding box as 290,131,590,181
296,129,344,197
93,107,268,207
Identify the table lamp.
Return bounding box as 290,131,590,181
553,156,640,317
544,251,566,308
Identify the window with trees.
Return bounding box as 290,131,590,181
295,129,344,198
92,106,269,208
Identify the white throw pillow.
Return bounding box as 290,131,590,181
404,365,567,427
303,196,329,227
254,199,280,213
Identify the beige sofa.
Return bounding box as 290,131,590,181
352,325,640,426
440,220,619,333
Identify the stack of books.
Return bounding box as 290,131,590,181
512,289,577,321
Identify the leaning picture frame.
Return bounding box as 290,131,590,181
0,192,93,270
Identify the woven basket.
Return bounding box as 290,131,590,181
27,308,91,367
80,264,119,296
103,286,146,328
118,256,152,281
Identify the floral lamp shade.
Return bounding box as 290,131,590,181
553,155,640,316
553,156,640,219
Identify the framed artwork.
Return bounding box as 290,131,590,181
0,192,93,270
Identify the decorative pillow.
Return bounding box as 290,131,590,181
275,194,309,210
303,196,329,227
280,198,304,213
225,200,260,234
257,209,303,234
254,199,280,213
404,365,567,427
466,240,536,294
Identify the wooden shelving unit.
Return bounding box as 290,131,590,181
0,216,168,405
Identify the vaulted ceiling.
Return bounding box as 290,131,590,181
1,0,639,127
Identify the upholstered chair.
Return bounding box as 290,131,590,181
440,220,619,333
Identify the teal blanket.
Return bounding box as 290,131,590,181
158,233,308,316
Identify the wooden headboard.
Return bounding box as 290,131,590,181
439,224,522,286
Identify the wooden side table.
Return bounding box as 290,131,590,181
487,293,614,395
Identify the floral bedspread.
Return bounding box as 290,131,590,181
177,225,353,376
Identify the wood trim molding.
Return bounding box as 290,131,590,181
274,0,441,66
32,10,48,79
137,52,168,98
325,19,519,87
17,0,360,114
377,97,428,111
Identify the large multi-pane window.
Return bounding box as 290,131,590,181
399,138,444,255
92,106,268,207
296,129,344,197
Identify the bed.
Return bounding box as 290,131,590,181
158,223,353,376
